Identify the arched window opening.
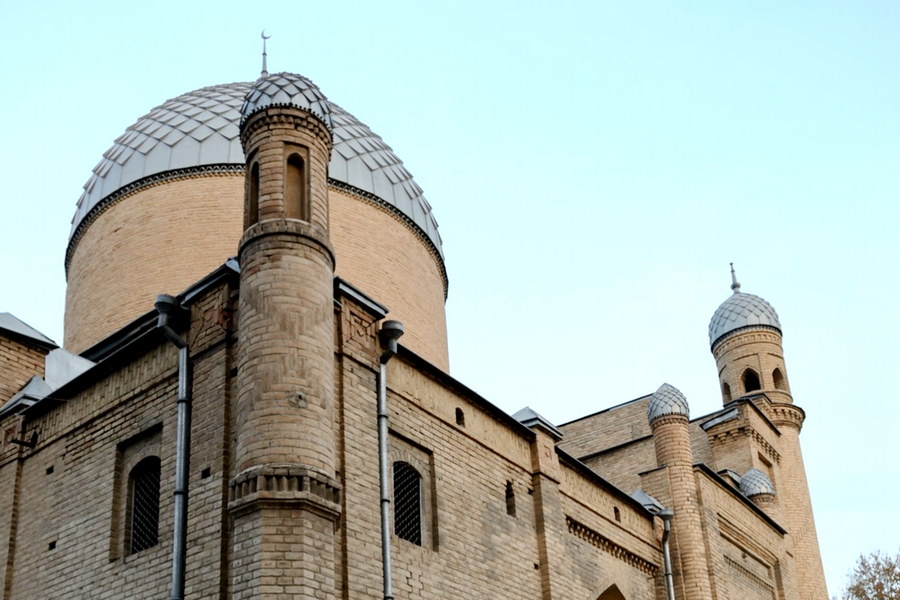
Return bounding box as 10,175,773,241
393,461,421,545
722,381,732,403
247,162,260,228
455,407,465,427
285,153,308,221
505,481,516,516
597,584,626,600
773,368,786,390
127,456,161,554
613,506,621,522
742,369,761,393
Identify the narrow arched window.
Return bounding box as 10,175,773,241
773,368,786,390
127,456,161,554
247,162,260,228
722,382,732,403
393,461,422,545
742,369,761,393
505,481,516,516
285,153,307,221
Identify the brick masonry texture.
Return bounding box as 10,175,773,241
0,275,831,599
65,178,449,369
4,84,827,599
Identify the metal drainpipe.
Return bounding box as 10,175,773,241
659,509,676,600
155,294,192,600
376,320,404,600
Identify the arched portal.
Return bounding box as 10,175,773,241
597,583,626,600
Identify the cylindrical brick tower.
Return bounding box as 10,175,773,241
647,383,713,600
708,269,827,600
229,72,341,600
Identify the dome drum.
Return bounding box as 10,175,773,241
64,75,449,368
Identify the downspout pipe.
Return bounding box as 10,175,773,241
376,320,404,600
155,294,192,600
659,509,676,600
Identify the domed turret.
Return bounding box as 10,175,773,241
240,72,333,128
739,468,775,498
709,265,791,405
647,383,690,425
708,267,781,349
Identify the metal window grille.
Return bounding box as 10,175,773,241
129,457,161,554
393,462,422,545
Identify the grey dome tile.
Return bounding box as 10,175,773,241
647,383,690,424
709,291,781,348
739,468,775,497
71,79,443,263
240,72,332,129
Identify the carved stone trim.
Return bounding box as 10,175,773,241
228,465,341,519
566,516,658,575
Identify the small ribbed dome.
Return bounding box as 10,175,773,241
739,468,775,497
647,383,690,424
240,72,332,128
709,291,781,348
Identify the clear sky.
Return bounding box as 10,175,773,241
1,1,897,594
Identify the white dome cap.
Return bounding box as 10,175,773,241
709,265,781,348
647,383,690,424
739,468,775,497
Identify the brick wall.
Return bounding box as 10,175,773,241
0,335,47,401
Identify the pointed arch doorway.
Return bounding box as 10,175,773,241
596,584,626,600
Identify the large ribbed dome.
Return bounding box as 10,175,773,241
709,291,781,348
69,78,442,263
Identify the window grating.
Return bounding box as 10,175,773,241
393,462,421,545
129,457,161,554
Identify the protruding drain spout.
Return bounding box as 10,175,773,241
155,294,192,600
377,320,404,600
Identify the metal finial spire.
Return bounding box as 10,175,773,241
730,262,741,294
260,30,271,78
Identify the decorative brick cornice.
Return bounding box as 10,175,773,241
228,464,341,519
566,516,658,575
65,165,244,274
238,218,335,268
712,326,782,357
769,403,805,431
708,425,782,464
649,413,689,430
240,107,333,151
328,178,449,298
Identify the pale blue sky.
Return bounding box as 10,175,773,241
1,1,898,594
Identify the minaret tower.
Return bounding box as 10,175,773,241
708,266,827,600
647,384,713,600
229,70,339,600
